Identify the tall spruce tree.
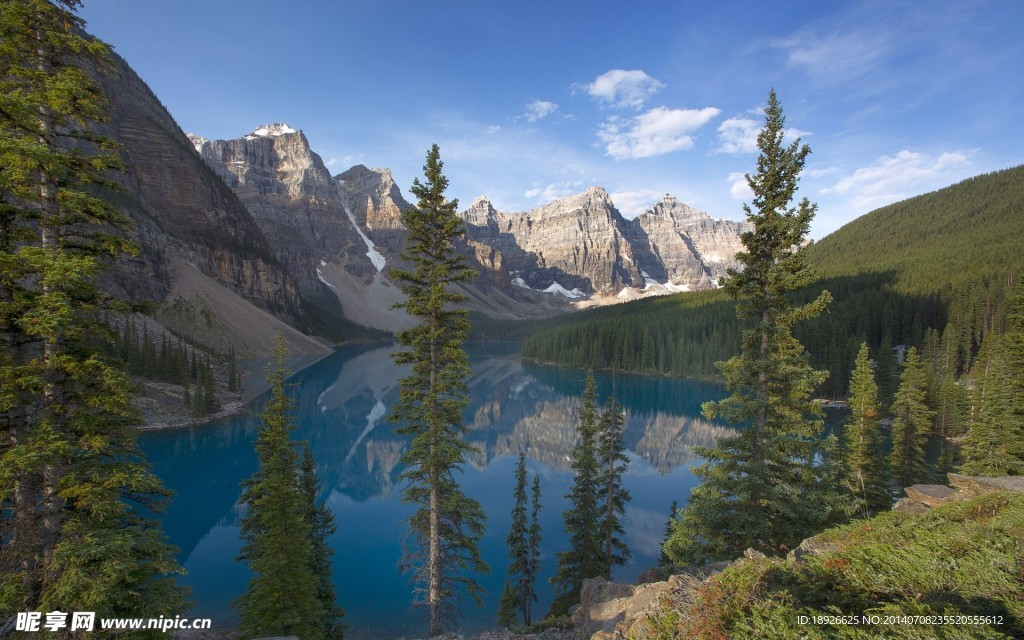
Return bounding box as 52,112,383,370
962,284,1024,475
0,0,186,618
890,347,935,487
300,444,346,640
389,144,487,636
237,337,324,640
665,90,832,564
843,343,892,515
597,397,630,576
550,371,602,616
659,500,678,567
999,283,1024,472
498,453,540,627
528,474,541,622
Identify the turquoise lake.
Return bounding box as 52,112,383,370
137,342,739,638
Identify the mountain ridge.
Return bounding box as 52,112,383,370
187,123,751,331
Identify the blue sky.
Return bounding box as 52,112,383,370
80,0,1023,239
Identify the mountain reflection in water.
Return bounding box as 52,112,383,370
139,342,734,638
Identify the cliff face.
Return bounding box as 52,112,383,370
182,122,750,330
336,164,410,257
194,125,374,288
92,54,313,352
631,195,751,288
461,190,749,298
461,188,638,296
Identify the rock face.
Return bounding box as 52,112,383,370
461,190,750,298
336,164,410,257
462,188,637,295
189,120,750,325
630,195,751,288
90,52,322,354
194,125,372,289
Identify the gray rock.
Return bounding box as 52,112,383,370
892,497,932,514
786,536,840,564
904,484,957,507
91,53,307,349
948,473,1024,497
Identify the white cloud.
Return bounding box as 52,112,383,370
609,189,663,219
524,181,584,203
519,99,559,123
728,172,754,200
583,69,665,110
776,26,893,86
785,127,812,142
717,117,759,153
717,117,810,155
823,150,973,212
599,106,720,160
485,125,501,134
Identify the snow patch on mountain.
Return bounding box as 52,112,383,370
543,282,585,299
316,269,336,289
245,123,298,139
186,133,209,151
338,187,386,272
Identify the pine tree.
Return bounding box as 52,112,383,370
550,371,602,615
962,284,1024,475
498,453,538,628
1000,283,1024,472
843,343,892,515
875,334,898,411
890,347,935,487
237,336,324,640
527,473,541,623
204,355,219,413
659,500,678,567
389,144,487,636
597,397,630,576
0,0,186,618
228,345,239,392
300,444,346,640
665,90,832,564
496,580,518,629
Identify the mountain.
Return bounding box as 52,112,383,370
91,53,331,357
192,131,418,332
630,195,751,290
192,126,751,331
520,165,1024,394
190,124,403,333
460,189,750,300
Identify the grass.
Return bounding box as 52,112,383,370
651,492,1024,639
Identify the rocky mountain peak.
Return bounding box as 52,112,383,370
186,132,209,151
336,165,408,253
462,196,497,227
196,124,338,203
530,186,621,225
644,193,707,222
245,122,298,139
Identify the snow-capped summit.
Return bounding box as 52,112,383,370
186,132,209,151
246,123,298,139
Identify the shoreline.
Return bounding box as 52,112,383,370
134,350,338,431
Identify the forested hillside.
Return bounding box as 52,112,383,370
520,165,1024,396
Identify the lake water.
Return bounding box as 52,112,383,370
137,342,738,638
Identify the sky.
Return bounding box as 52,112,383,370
79,0,1023,239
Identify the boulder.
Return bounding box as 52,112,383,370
948,474,1024,497
904,484,957,507
893,497,932,514
571,577,635,636
787,536,841,564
